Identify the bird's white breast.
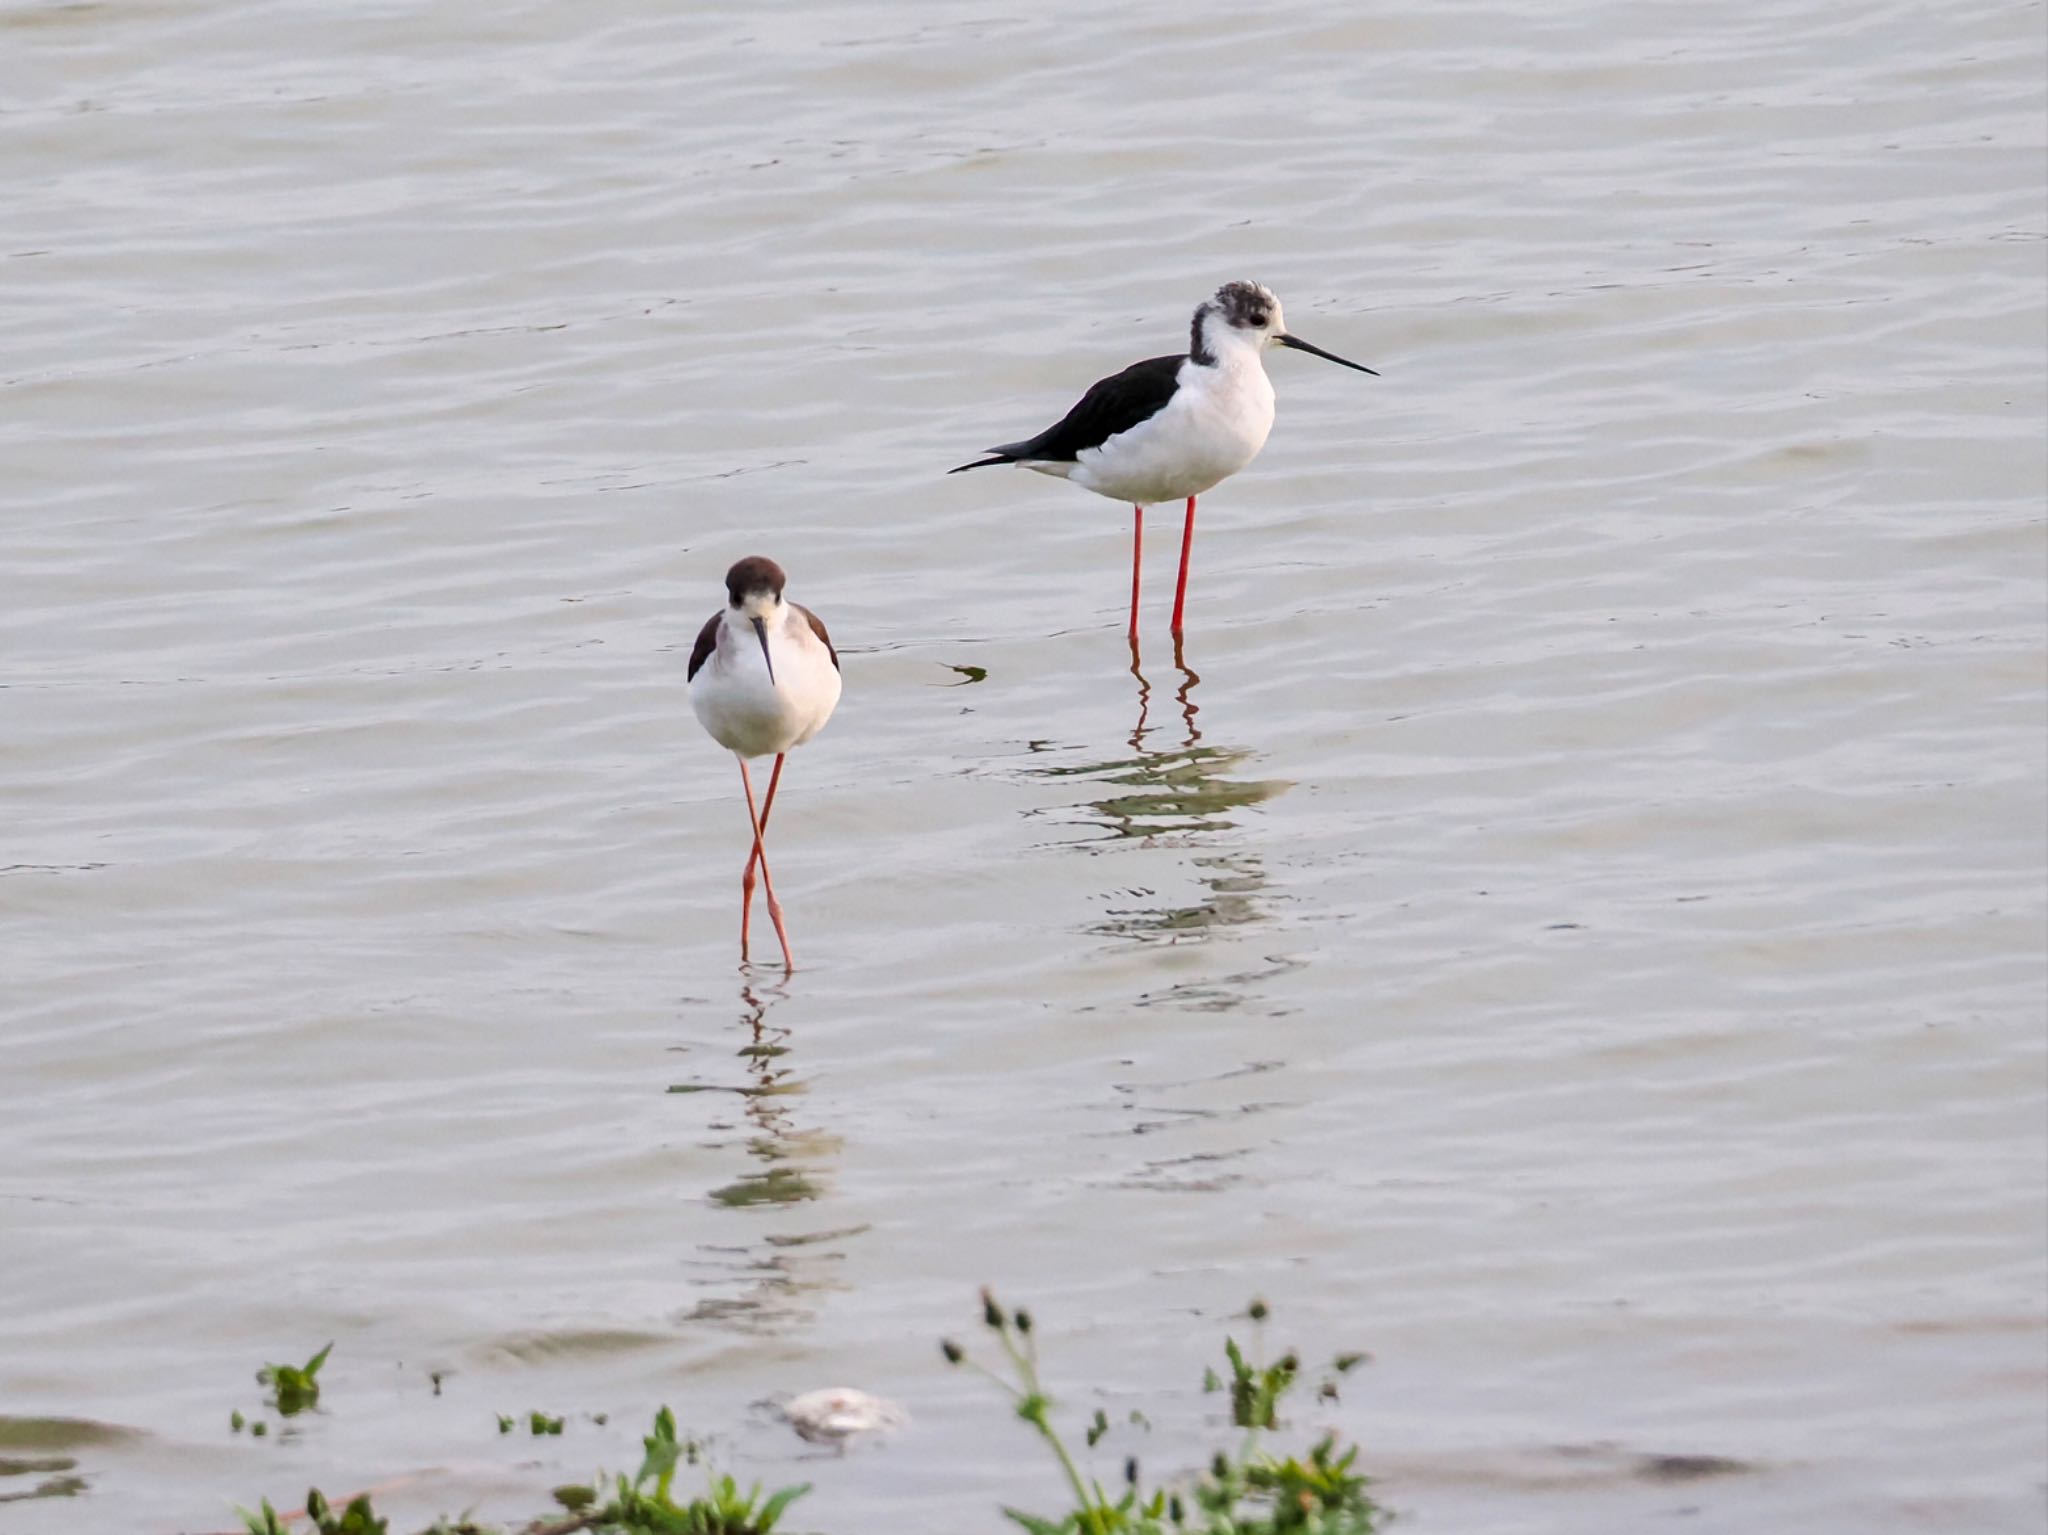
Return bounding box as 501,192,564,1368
690,608,841,759
1068,354,1275,506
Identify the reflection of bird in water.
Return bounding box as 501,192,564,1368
1031,635,1290,939
705,984,837,1211
1128,631,1204,754
675,985,859,1332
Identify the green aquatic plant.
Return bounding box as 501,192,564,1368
0,1468,86,1504
941,1292,1382,1535
218,1310,1377,1534
305,1489,391,1534
235,1489,387,1535
258,1343,334,1418
578,1405,808,1534
231,1407,807,1534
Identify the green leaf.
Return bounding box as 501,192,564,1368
635,1405,682,1504
755,1482,811,1529
1002,1509,1074,1535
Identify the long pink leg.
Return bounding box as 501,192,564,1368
1127,504,1143,640
742,753,786,892
1169,495,1197,635
737,755,794,970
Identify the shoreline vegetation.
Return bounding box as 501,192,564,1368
210,1294,1383,1535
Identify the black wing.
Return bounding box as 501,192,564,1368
795,604,839,670
686,612,721,681
949,353,1185,472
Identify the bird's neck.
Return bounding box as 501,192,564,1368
1189,317,1265,372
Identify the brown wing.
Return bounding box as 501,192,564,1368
795,603,839,671
686,612,722,681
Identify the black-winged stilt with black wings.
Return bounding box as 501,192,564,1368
951,281,1375,639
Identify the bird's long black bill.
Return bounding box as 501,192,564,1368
751,616,776,684
1277,333,1378,375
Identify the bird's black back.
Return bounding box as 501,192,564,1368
951,353,1186,471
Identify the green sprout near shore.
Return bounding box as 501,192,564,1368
237,1488,386,1535
258,1344,334,1418
578,1405,808,1534
231,1406,806,1534
218,1297,1383,1533
941,1291,1381,1535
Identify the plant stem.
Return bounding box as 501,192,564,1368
1030,1410,1098,1530
1015,1348,1098,1530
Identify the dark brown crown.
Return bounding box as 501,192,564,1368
724,555,787,605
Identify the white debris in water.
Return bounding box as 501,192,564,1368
776,1387,909,1451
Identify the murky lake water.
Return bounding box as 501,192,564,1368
3,0,2044,1529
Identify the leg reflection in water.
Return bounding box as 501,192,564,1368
1034,632,1292,939
1126,632,1206,755
673,983,863,1332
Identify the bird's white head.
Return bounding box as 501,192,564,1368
1192,280,1285,361
1190,280,1378,376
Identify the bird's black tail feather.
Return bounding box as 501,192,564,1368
947,452,1015,474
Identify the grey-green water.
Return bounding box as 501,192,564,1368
2,1,2044,1530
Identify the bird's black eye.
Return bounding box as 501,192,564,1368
1246,310,1268,328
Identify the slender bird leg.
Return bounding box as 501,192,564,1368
737,757,758,962
742,753,787,890
1169,495,1198,635
737,756,795,970
1127,504,1144,640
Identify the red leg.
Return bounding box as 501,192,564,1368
742,753,786,890
737,758,758,962
737,756,795,970
1169,495,1197,635
1127,504,1143,640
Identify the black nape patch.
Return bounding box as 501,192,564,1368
724,554,787,604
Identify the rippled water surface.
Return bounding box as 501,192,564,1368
3,0,2044,1530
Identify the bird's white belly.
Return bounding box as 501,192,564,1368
691,641,840,760
1066,366,1275,506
